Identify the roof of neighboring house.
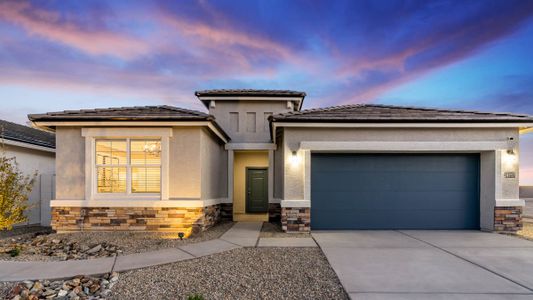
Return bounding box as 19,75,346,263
195,89,306,98
271,104,533,123
28,105,211,122
0,119,55,149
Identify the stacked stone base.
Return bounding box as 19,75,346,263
281,207,310,232
52,204,221,235
494,206,522,233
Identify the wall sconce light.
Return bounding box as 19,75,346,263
503,148,517,166
289,150,301,166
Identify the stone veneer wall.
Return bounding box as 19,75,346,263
51,204,221,234
268,203,281,223
281,207,310,232
494,206,522,233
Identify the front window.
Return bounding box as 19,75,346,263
96,139,161,194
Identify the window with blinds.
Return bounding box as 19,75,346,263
95,139,161,194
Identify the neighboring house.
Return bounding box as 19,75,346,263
0,119,55,226
28,90,533,234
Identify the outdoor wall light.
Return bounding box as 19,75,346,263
503,149,518,166
289,150,301,167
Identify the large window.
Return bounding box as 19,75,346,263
96,139,161,194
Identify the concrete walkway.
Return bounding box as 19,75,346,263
0,222,316,282
313,230,533,300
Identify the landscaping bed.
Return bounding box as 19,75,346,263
3,273,118,299
109,247,348,299
259,222,311,238
0,222,234,261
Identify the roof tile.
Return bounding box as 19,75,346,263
0,119,55,149
272,104,533,123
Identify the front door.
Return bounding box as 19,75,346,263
246,168,268,213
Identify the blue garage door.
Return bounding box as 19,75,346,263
311,153,480,230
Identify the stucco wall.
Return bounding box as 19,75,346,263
55,127,85,200
169,127,202,199
281,127,520,214
209,100,292,143
200,128,228,200
233,151,269,214
273,132,284,200
4,144,55,225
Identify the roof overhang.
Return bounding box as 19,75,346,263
1,138,55,153
270,121,533,143
31,120,230,144
197,95,305,111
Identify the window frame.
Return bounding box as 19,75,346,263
82,128,171,202
95,138,162,196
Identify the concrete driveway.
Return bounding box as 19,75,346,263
313,230,533,299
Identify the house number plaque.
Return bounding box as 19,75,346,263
504,172,516,179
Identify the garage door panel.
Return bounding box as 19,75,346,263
312,209,478,230
311,154,480,230
312,191,476,210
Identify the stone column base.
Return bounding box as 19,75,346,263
281,207,310,232
494,206,523,233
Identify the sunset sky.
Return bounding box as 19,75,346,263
0,0,533,184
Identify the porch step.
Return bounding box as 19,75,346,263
233,213,268,222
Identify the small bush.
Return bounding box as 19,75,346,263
7,247,21,257
187,294,205,300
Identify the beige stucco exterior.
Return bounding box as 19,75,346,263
55,127,85,200
232,151,269,221
208,100,292,143
53,126,227,206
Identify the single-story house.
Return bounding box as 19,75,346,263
28,89,533,234
1,119,56,226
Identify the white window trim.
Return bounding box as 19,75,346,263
83,128,171,201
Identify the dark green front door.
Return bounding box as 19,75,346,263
246,168,268,213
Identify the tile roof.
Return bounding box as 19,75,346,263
28,105,211,122
195,89,306,97
0,119,55,149
271,104,533,123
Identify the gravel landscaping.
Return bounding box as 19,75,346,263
259,222,311,238
518,221,533,241
0,222,234,261
110,247,348,300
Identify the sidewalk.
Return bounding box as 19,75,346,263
0,222,316,282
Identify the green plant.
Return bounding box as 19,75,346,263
187,294,205,300
0,143,37,230
7,247,21,257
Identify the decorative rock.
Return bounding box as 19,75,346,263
86,244,102,254
9,273,117,300
1,233,121,261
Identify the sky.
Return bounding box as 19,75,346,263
0,0,533,184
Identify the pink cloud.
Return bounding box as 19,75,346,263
0,1,149,59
